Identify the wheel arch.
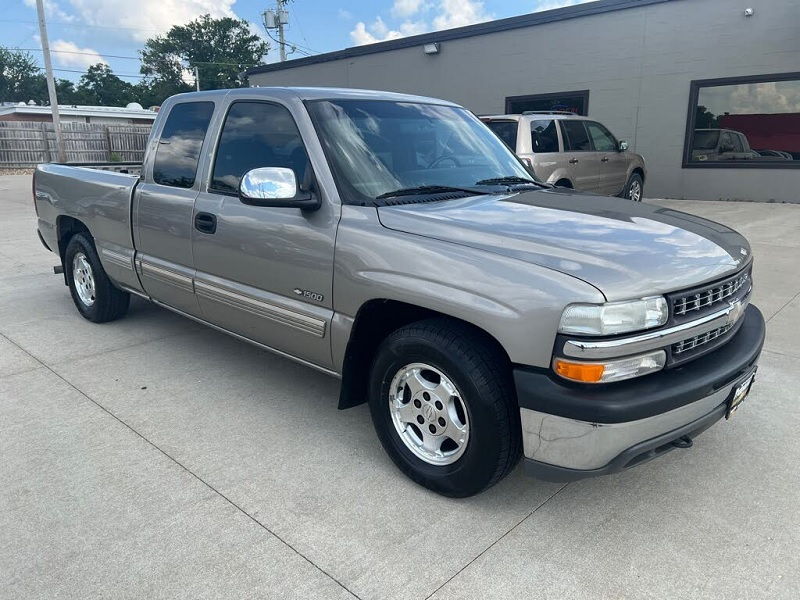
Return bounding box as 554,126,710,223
337,299,512,410
56,216,92,284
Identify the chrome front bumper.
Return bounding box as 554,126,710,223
514,304,765,482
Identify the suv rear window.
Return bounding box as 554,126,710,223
560,120,592,151
485,120,518,151
530,119,558,153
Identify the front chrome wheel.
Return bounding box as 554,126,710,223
628,178,643,202
389,363,470,466
72,252,96,306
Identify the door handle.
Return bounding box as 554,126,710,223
568,158,579,164
601,157,609,162
194,212,217,234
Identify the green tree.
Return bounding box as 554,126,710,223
73,63,134,106
139,13,269,101
1,46,76,105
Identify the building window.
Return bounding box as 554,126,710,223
684,73,800,168
505,90,589,116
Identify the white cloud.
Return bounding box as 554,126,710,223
350,0,490,46
51,39,106,69
432,0,489,30
338,9,353,20
392,0,426,19
23,0,76,22
534,0,592,12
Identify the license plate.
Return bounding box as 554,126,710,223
726,369,756,419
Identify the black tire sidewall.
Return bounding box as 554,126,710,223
369,329,512,497
64,233,107,321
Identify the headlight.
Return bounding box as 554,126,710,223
553,350,666,384
558,296,668,336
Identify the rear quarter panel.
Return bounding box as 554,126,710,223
34,164,142,292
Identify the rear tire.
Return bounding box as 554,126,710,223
368,318,521,497
65,233,130,323
622,173,644,201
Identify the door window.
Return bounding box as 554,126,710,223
152,102,215,188
560,120,593,151
530,119,558,153
211,101,310,194
586,121,618,152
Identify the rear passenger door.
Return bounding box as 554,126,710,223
191,100,338,370
133,100,215,316
585,121,627,195
559,120,600,192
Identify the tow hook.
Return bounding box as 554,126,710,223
671,435,693,449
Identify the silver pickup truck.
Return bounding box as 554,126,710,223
33,87,765,497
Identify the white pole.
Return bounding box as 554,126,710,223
35,0,67,163
194,66,200,91
277,0,287,62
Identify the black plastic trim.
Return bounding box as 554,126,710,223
515,304,765,424
523,400,727,482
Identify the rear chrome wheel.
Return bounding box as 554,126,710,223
625,173,644,202
72,252,96,307
389,363,470,466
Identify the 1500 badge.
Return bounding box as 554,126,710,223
293,288,324,302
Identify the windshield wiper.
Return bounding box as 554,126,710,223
375,185,491,200
474,175,547,187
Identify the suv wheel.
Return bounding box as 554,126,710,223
623,173,644,202
368,318,521,497
65,233,130,323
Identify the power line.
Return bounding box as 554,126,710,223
14,47,268,68
0,18,160,33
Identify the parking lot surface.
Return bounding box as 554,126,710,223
2,174,798,599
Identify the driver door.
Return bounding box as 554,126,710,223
191,99,339,369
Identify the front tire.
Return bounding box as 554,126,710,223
622,173,644,202
368,318,521,497
64,233,130,323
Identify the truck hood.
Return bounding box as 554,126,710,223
377,188,751,301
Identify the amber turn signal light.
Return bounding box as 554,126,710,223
553,359,605,383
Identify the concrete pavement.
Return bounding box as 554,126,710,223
1,174,798,599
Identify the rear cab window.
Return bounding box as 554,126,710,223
484,120,519,151
560,120,593,151
530,119,559,153
152,102,215,188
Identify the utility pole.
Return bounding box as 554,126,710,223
35,0,67,163
276,0,287,62
194,66,200,91
263,1,290,62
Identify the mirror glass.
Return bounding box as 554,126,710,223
240,167,298,200
619,140,629,151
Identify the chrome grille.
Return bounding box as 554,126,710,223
672,322,735,355
673,271,749,317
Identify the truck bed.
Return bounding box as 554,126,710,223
34,163,143,295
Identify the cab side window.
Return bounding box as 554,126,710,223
560,120,593,151
153,102,215,188
211,101,310,195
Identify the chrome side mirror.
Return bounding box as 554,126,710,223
239,167,319,210
618,140,629,152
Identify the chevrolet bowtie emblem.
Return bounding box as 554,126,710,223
727,300,744,325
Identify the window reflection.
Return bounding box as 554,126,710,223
689,77,799,164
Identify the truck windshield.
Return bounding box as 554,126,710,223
307,99,531,205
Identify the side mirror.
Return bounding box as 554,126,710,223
239,167,320,210
618,140,629,152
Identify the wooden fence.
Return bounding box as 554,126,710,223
0,121,151,168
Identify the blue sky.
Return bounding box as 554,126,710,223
2,0,589,86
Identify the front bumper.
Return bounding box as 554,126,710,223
515,304,765,481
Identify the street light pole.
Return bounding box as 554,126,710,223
194,66,200,91
35,0,67,163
